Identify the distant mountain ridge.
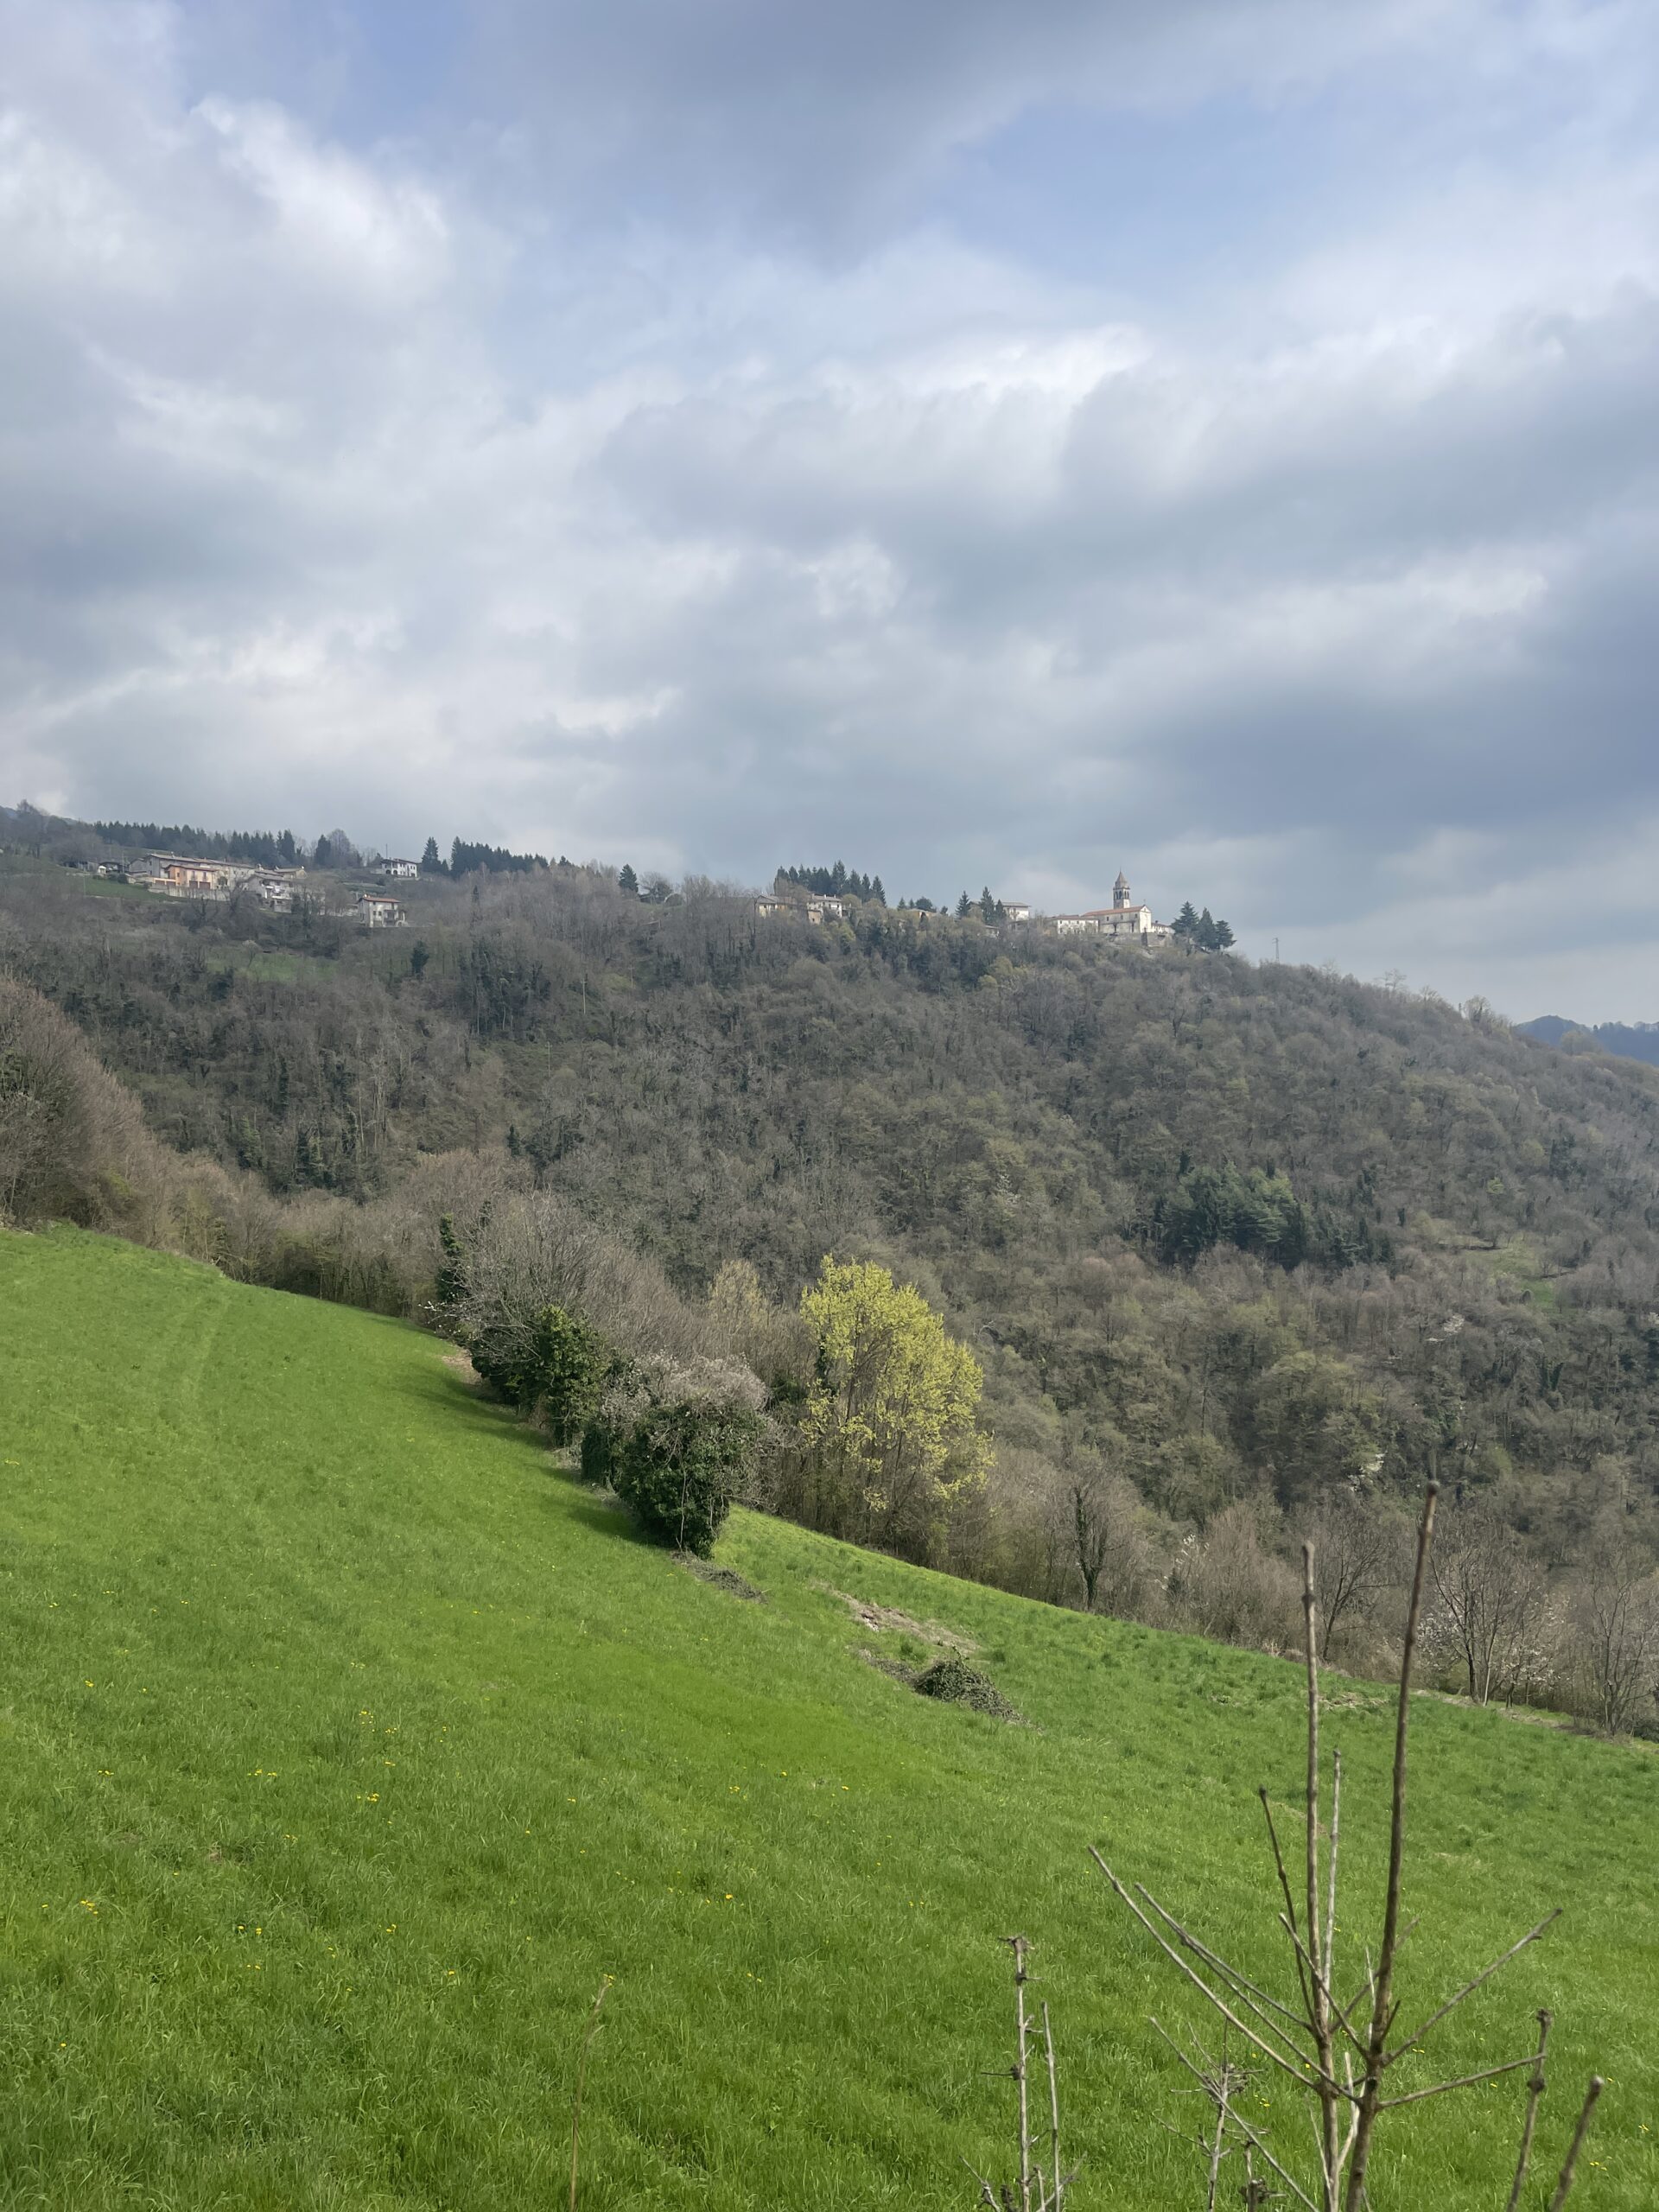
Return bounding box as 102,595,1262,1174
1518,1014,1659,1067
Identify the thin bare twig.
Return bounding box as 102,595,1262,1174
1210,2102,1322,2212
1376,2051,1537,2109
1091,1853,1338,2094
1150,2021,1319,2212
1344,1482,1437,2212
569,1976,611,2212
1267,1903,1372,2063
1304,1541,1339,2209
1382,1912,1560,2070
960,2152,998,2208
1261,1787,1317,2028
1503,2012,1552,2212
1547,2077,1604,2209
1325,1749,1341,2012
1137,1889,1315,2041
1041,2000,1066,2212
1008,1935,1033,2212
1205,2065,1231,2212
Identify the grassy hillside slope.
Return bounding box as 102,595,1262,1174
2,1230,1655,2210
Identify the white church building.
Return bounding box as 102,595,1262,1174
1052,872,1173,942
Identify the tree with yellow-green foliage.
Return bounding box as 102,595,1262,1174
790,1257,988,1556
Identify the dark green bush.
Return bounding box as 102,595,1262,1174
467,1300,611,1434
531,1305,609,1444
580,1418,619,1486
468,1332,537,1407
612,1399,764,1557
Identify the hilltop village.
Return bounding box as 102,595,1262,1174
11,808,1236,950
80,849,412,927
758,868,1234,946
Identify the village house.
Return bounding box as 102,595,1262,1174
152,855,252,897
356,892,406,928
1001,899,1032,922
753,893,849,923
136,854,305,902
156,855,251,896
379,858,420,880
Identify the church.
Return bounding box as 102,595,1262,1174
1053,871,1173,942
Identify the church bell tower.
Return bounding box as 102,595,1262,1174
1113,869,1131,910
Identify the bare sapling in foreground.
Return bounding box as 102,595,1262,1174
967,1935,1077,2212
1087,1484,1602,2209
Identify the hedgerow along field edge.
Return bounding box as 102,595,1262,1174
1,1228,1654,2209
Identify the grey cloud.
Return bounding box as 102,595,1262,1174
580,279,1659,861
461,0,1488,248
7,1,1659,1010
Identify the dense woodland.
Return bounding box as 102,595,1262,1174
4,831,1659,1721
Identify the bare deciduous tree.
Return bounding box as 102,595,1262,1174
1426,1501,1553,1705
1300,1487,1396,1658
1071,1488,1602,2210
966,1937,1075,2212
1070,1462,1151,1618
1573,1522,1659,1735
1168,1501,1301,1652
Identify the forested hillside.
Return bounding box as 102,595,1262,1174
6,848,1659,1693
1520,1014,1659,1068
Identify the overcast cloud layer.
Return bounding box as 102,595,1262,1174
4,0,1659,1015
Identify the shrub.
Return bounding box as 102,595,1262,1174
464,1300,612,1433
580,1419,619,1487
531,1304,609,1443
612,1389,766,1557
469,1330,538,1408
0,976,166,1233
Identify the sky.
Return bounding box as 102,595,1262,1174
3,1,1659,1017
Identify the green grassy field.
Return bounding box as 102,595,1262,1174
2,1230,1654,2209
0,855,144,899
